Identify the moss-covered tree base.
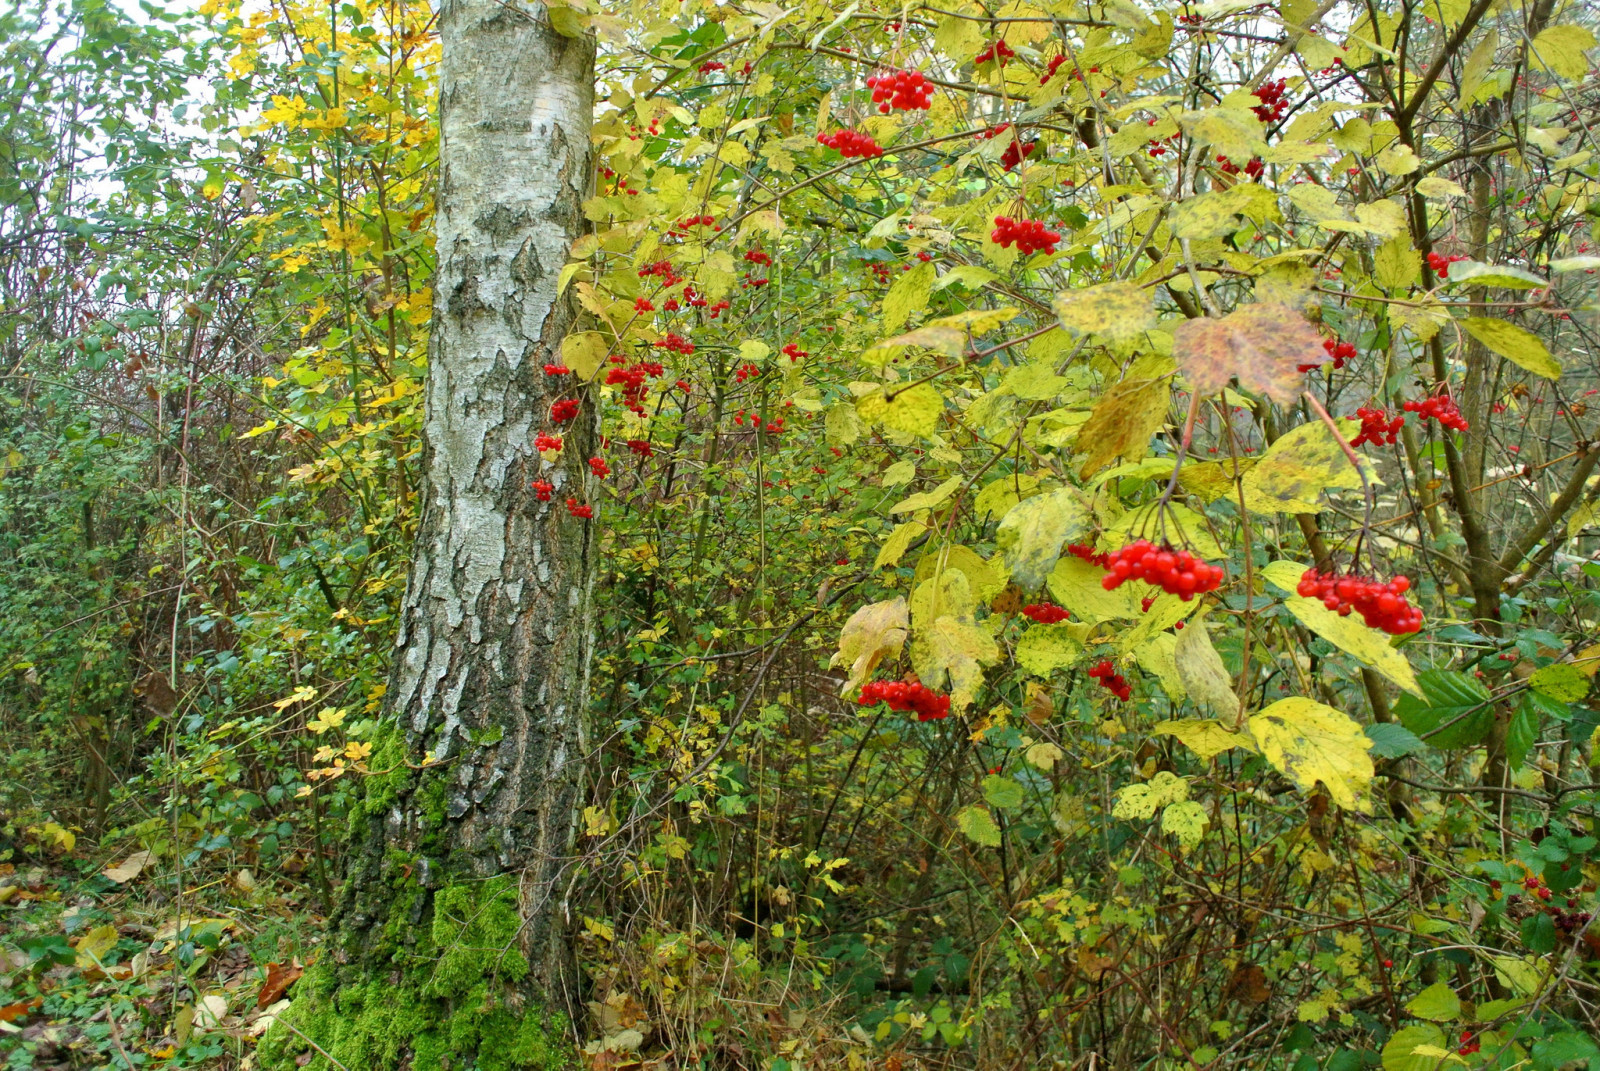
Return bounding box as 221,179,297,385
258,875,573,1071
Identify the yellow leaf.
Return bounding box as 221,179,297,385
1174,614,1236,715
1529,24,1596,81
74,924,120,969
1241,418,1367,515
1025,741,1063,769
1153,718,1255,760
1133,633,1184,701
1161,799,1208,848
1052,281,1155,342
882,262,935,333
858,383,945,440
912,615,998,708
1461,317,1561,380
1048,555,1140,623
995,488,1091,589
1074,378,1170,478
1113,770,1189,820
1249,697,1375,810
1016,623,1081,675
306,707,347,735
889,475,962,515
103,850,153,885
273,685,317,709
874,522,923,570
562,331,609,381
831,599,909,696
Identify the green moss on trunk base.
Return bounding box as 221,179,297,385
258,875,572,1071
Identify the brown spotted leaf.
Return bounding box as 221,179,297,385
1173,303,1323,404
257,961,303,1009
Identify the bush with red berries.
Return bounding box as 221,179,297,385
858,679,951,722
1022,603,1070,624
1101,541,1225,600
1350,407,1404,448
1088,659,1131,700
865,68,932,112
1295,569,1423,634
817,129,885,159
1403,392,1469,432
991,216,1060,255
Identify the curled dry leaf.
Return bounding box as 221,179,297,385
1173,302,1325,404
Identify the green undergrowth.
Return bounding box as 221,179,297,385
258,874,571,1071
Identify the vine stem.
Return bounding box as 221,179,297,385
1303,390,1375,560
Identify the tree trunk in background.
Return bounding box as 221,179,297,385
262,2,596,1067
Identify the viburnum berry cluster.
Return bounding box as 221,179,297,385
653,332,695,356
697,59,724,74
638,259,684,287
1088,659,1131,701
974,39,1015,65
1426,250,1469,278
588,456,610,479
782,342,807,362
1298,336,1357,372
991,215,1060,255
605,359,665,415
543,363,570,376
1101,541,1225,600
535,432,562,453
858,679,951,722
1457,1033,1480,1057
1022,603,1070,624
626,439,653,458
565,497,592,519
1040,54,1067,83
743,248,772,267
1403,392,1469,431
734,361,761,383
530,479,553,501
865,68,932,112
1251,78,1289,123
1216,155,1264,179
1000,137,1036,172
551,399,581,422
817,129,884,158
1295,569,1423,634
1067,543,1111,567
1350,406,1404,448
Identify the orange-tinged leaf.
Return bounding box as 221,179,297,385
1174,303,1324,404
257,961,303,1009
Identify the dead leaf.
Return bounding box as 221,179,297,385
258,961,303,1009
0,998,41,1024
1174,303,1324,404
102,850,152,885
1224,963,1272,1005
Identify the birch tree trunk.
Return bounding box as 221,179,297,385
262,2,596,1067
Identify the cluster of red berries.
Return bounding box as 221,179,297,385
1295,570,1423,634
566,497,592,519
1251,79,1289,123
1022,603,1071,624
588,456,610,479
744,248,772,267
551,399,581,422
1457,1033,1480,1057
991,216,1060,255
1088,659,1131,701
626,439,653,458
1403,392,1469,432
734,361,762,384
543,363,570,376
1040,54,1067,83
535,432,563,453
697,59,725,74
653,333,695,356
1101,541,1226,600
1426,250,1469,278
531,479,553,501
782,342,807,362
1297,336,1357,372
624,116,662,142
1000,137,1036,172
1216,155,1265,179
1067,543,1111,567
817,130,884,158
858,679,951,722
605,359,665,415
865,68,932,112
974,39,1015,65
1350,407,1405,448
638,260,684,287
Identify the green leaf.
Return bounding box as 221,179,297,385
1508,695,1539,770
1393,670,1493,749
1364,722,1424,759
1448,262,1548,289
1530,663,1590,703
982,774,1025,811
995,488,1090,590
1249,697,1375,810
956,804,1002,847
1522,912,1556,955
1405,982,1461,1022
1461,317,1560,379
874,522,923,571
1380,1025,1447,1071
1532,1031,1600,1071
